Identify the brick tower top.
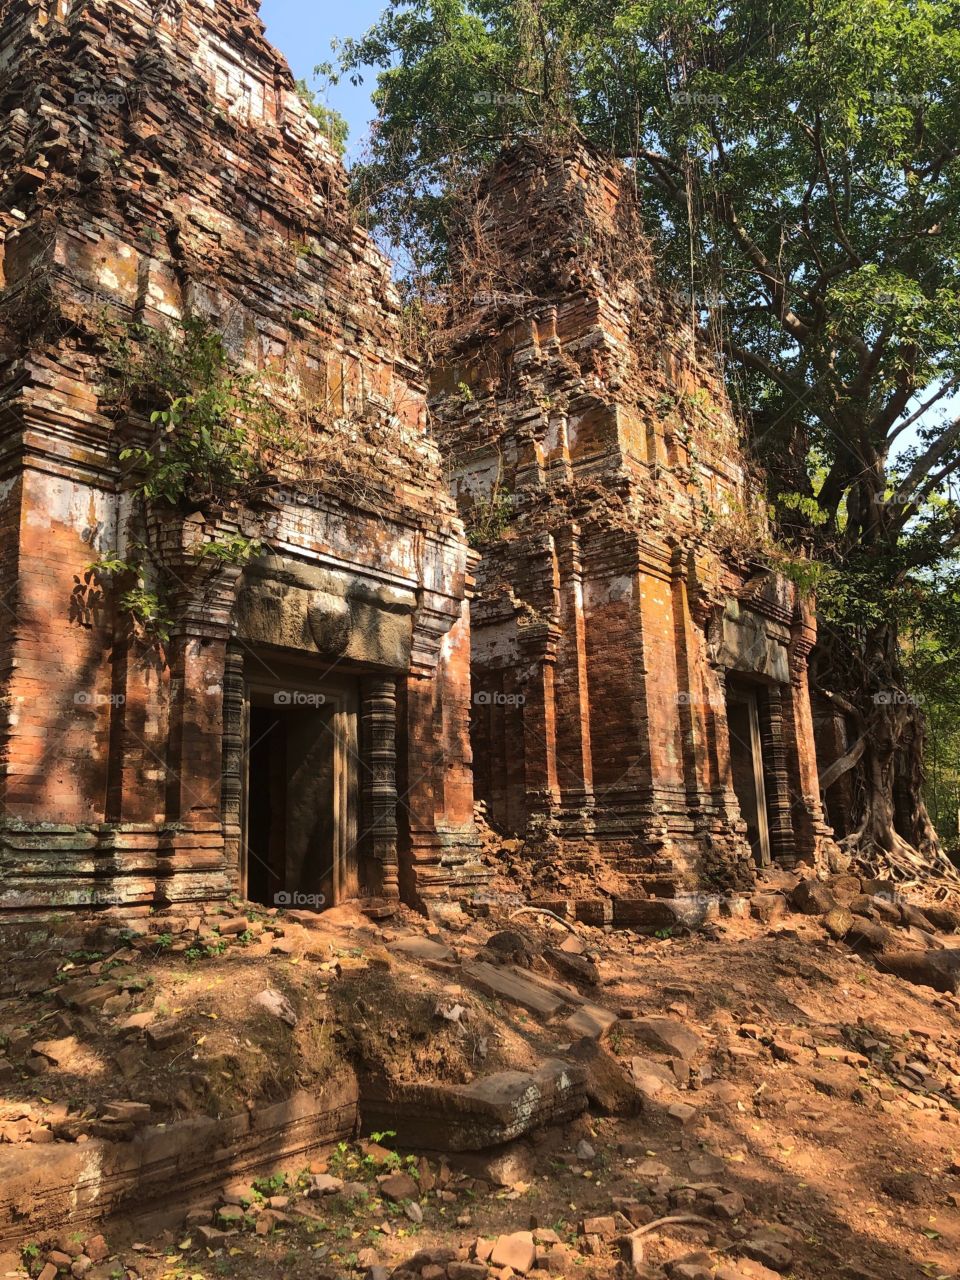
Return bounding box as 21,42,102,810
432,140,766,566
0,0,458,527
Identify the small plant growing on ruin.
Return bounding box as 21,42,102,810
252,1171,290,1197
92,317,283,646
369,1128,397,1144
86,554,174,646
103,316,292,511
295,78,348,155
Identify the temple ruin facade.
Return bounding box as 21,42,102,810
0,0,481,911
430,146,837,904
0,0,836,916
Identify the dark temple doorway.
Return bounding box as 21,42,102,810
726,681,772,867
242,673,359,910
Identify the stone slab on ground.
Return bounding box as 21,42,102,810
387,937,459,966
631,1016,704,1061
359,1059,588,1151
461,961,569,1017
564,1003,618,1039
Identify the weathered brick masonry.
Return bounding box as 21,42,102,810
431,145,837,900
0,2,836,916
0,0,483,910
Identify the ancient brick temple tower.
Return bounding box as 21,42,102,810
0,0,483,911
432,145,836,904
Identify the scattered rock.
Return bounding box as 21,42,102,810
750,895,786,925
219,916,250,936
252,987,298,1027
847,920,898,953
581,1215,616,1238
546,947,599,985
30,1036,80,1067
741,1233,793,1273
145,1018,188,1050
483,930,538,967
823,906,854,939
83,1236,108,1264
632,1016,703,1060
827,874,862,904
379,1171,420,1202
310,1174,345,1196
790,879,837,916
490,1231,537,1274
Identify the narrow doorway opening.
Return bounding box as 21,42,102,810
242,677,358,910
726,681,772,867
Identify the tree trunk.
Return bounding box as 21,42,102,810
812,618,957,883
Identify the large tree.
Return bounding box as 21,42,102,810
331,0,960,877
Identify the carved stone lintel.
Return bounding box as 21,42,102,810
361,677,399,898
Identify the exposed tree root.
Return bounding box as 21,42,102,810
842,829,960,895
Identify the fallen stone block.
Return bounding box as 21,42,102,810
568,1039,644,1115
789,879,837,916
359,1058,587,1150
145,1018,188,1050
545,947,599,985
462,961,569,1016
878,948,960,993
490,1231,536,1274
379,1171,419,1202
388,936,458,965
564,1003,618,1039
632,1016,703,1061
823,906,854,939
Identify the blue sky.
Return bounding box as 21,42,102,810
259,0,384,160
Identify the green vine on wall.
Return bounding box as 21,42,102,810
94,316,284,645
